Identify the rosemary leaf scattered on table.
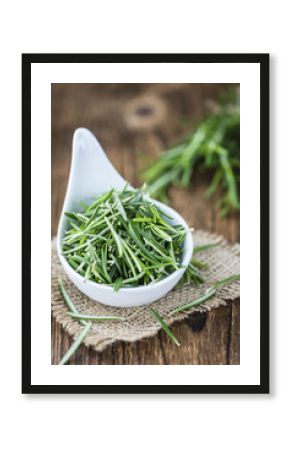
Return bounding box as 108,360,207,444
192,242,221,254
58,322,91,365
142,90,240,217
68,311,138,321
58,279,138,364
150,308,180,347
58,278,87,326
58,279,89,364
213,273,240,288
169,273,240,315
57,269,239,361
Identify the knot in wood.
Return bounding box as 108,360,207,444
124,95,167,130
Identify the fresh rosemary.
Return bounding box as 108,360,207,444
58,322,91,365
142,90,240,217
150,308,180,346
169,273,240,315
62,185,192,290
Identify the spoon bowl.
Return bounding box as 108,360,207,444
57,128,194,307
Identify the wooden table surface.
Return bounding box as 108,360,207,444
51,83,240,365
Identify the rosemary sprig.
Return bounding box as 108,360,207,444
150,308,180,346
142,90,240,217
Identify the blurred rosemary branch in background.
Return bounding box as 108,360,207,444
142,89,240,217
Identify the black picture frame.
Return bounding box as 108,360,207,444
22,53,269,394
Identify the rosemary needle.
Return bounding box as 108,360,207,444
169,273,240,316
213,273,240,288
58,278,87,326
57,278,139,364
192,242,221,254
58,278,90,364
68,311,139,321
150,308,180,346
58,323,91,365
169,288,216,315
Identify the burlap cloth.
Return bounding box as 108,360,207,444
51,230,240,352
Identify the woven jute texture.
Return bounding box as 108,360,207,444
51,230,240,352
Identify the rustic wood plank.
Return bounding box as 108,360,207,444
229,298,240,364
51,83,240,365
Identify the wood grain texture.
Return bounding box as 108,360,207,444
51,83,240,365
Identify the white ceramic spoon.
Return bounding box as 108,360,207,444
57,128,194,307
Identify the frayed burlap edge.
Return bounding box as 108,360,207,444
51,230,240,353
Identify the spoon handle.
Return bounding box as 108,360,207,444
65,127,126,211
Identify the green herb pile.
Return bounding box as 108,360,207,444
142,90,240,217
62,185,191,290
